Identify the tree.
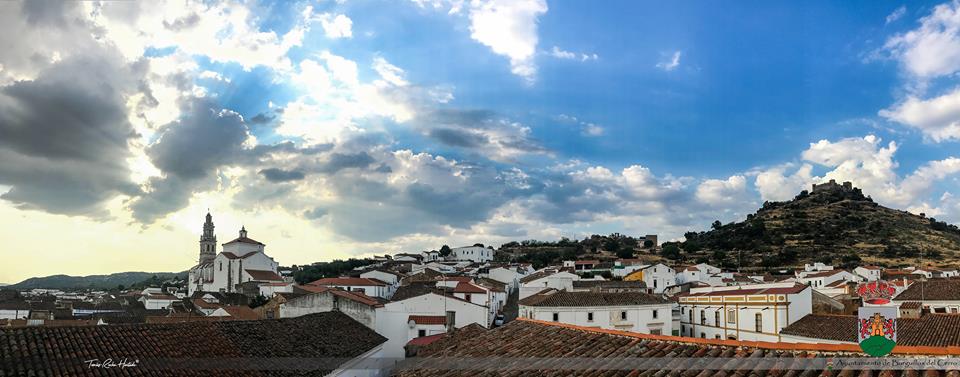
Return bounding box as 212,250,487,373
616,248,635,259
249,294,269,308
661,244,682,260
643,240,654,248
439,245,452,257
711,220,723,230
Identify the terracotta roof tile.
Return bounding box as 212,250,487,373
221,305,259,320
894,279,960,301
309,277,388,286
453,282,487,294
244,269,283,281
781,313,960,347
408,315,446,325
223,236,265,246
1,312,384,375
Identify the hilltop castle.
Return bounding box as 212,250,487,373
811,179,853,193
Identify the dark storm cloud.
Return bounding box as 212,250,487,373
259,168,305,182
0,53,145,216
428,128,489,148
22,0,78,25
130,99,251,222
318,152,375,174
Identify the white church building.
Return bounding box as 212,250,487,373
188,213,283,296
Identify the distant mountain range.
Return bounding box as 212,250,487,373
679,181,960,268
7,272,185,290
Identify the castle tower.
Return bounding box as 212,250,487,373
199,212,217,264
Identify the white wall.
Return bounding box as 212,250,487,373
520,304,673,335
377,293,489,358
451,246,494,262
0,309,30,320
519,272,580,300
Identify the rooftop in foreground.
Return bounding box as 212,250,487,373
397,317,960,376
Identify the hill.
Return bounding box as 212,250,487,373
677,181,960,269
8,271,185,291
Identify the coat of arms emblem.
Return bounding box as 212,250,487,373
856,280,898,357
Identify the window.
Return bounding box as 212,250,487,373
465,294,472,301
700,310,706,325
219,262,222,271
652,310,658,319
653,280,657,289
418,329,426,337
650,328,661,335
620,311,627,320
587,312,594,322
714,334,721,339
755,313,763,333
727,309,736,324
700,332,706,339
552,313,559,322
689,309,694,322
266,310,274,319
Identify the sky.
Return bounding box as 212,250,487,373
1,1,960,283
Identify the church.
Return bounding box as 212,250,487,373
187,212,285,296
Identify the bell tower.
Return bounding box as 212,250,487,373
199,211,217,264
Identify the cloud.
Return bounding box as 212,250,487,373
318,152,376,174
886,5,907,24
756,135,960,214
467,0,548,82
549,46,598,62
130,99,252,222
259,168,306,182
880,88,960,142
754,163,814,201
418,109,549,161
317,13,353,39
695,175,748,206
656,51,682,71
0,11,147,216
372,56,408,86
90,2,313,71
555,113,604,137
883,1,960,79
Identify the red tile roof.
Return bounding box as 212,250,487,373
221,305,259,320
309,277,387,286
244,269,284,281
453,282,487,294
2,312,385,375
803,269,847,278
900,301,922,309
397,318,960,376
894,279,960,301
574,260,599,265
223,236,265,246
438,276,472,283
192,298,222,310
406,333,446,347
220,250,259,259
408,315,446,325
519,290,669,307
782,313,960,347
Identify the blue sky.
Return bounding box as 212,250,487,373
1,0,960,281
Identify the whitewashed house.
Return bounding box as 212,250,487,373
854,266,882,281
485,264,532,292
519,290,673,335
308,277,394,299
450,245,494,263
675,263,721,285
797,269,860,289
623,263,676,294
677,282,811,342
377,285,490,358
140,294,178,310
518,269,581,300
